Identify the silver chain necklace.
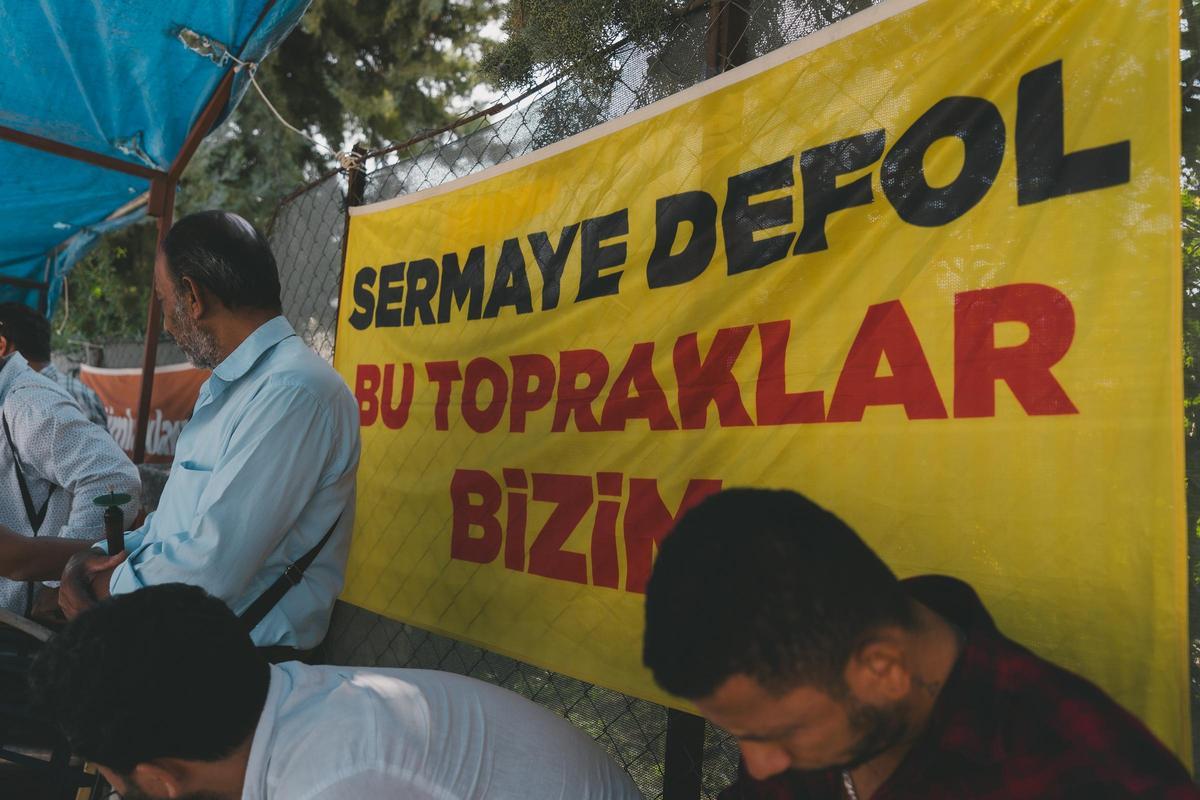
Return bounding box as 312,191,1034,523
841,769,860,800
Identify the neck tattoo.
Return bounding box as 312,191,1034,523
839,622,967,800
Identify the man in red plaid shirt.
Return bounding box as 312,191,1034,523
643,489,1197,799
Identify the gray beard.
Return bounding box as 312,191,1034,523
168,299,222,370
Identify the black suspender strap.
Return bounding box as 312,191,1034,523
239,513,341,634
2,414,51,534
3,411,54,617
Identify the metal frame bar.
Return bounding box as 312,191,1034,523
0,274,49,313
0,125,165,181
0,274,48,291
40,254,53,315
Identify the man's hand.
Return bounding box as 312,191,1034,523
0,524,93,582
30,586,66,627
59,549,126,620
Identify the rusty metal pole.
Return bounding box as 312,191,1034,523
705,0,724,77
346,144,369,209
725,1,750,71
128,62,234,466
132,179,174,464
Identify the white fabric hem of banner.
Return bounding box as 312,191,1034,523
80,362,201,376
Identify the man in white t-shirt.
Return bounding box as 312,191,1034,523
30,584,642,800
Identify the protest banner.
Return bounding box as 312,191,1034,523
335,0,1187,755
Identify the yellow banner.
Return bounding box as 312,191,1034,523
335,0,1186,756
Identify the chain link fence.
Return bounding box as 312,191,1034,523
265,3,882,797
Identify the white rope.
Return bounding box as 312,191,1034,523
56,273,69,334
242,66,361,170
176,27,361,170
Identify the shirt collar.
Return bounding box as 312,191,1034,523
209,316,295,391
735,577,1010,797
0,352,29,403
896,576,1006,768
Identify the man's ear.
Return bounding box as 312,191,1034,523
0,334,12,357
129,759,188,798
178,276,210,320
844,633,911,703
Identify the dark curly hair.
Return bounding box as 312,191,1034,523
643,488,915,699
28,584,269,775
0,302,51,362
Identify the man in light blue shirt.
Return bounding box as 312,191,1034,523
60,211,359,652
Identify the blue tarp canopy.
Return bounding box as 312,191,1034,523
0,0,311,314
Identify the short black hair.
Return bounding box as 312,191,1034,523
28,584,269,774
643,488,915,699
162,211,282,313
0,302,51,362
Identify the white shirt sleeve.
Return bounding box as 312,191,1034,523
5,385,140,539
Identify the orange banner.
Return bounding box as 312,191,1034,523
80,363,208,464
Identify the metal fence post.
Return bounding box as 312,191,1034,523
705,0,751,76
663,9,756,795
664,708,708,800
344,144,369,235
330,143,369,358
663,10,756,795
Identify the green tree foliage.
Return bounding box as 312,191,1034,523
479,0,877,90
479,1,878,148
479,0,690,148
49,223,157,352
479,0,683,90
